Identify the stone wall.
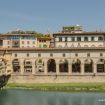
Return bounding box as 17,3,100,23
8,74,105,83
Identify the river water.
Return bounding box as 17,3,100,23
0,89,105,105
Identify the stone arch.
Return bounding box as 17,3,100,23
72,59,81,73
97,59,105,73
12,59,20,72
59,59,68,72
84,59,93,73
43,44,47,48
47,59,56,72
24,59,32,72
35,59,44,73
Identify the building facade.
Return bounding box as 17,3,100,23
53,32,105,48
0,34,37,48
37,37,52,48
0,26,105,83
1,48,104,83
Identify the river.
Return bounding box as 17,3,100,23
0,89,105,105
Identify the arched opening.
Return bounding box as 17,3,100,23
72,59,81,73
35,59,44,73
97,59,105,73
43,44,47,48
12,59,20,72
59,59,68,72
84,59,93,73
24,60,32,72
47,59,56,72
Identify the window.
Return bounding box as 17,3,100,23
44,40,46,42
63,53,66,57
32,41,35,44
50,53,53,57
22,41,24,44
71,37,75,41
65,37,68,42
98,36,103,41
65,43,68,47
87,53,90,57
0,40,3,46
91,37,95,41
84,37,88,41
75,53,78,57
38,53,41,57
14,53,17,57
100,53,103,57
59,37,62,42
77,37,81,41
27,41,30,44
27,53,29,57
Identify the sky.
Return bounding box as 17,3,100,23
0,0,105,33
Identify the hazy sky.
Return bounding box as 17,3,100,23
0,0,105,33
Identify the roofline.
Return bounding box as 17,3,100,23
53,32,105,36
0,34,37,36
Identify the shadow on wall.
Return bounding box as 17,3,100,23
0,75,11,89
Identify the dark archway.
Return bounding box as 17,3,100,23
72,59,81,73
97,59,105,73
12,59,20,72
59,59,68,72
84,59,93,73
47,59,56,72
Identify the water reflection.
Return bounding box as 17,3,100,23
0,89,105,105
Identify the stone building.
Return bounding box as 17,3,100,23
0,27,105,83
37,37,52,48
53,32,105,48
3,47,105,83
0,33,37,48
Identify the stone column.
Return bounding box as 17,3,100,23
32,59,35,75
93,61,97,74
44,59,48,75
20,59,24,75
56,60,59,75
68,60,72,75
81,61,84,75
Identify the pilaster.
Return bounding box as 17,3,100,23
81,60,84,75
56,59,59,75
44,59,48,75
20,59,24,75
32,59,35,75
